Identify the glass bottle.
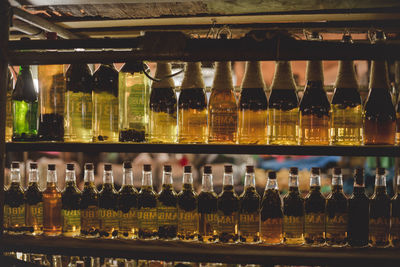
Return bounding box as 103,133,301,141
304,167,325,246
330,35,362,145
43,164,62,236
149,62,177,143
177,165,198,241
238,61,268,144
198,165,218,243
80,163,99,238
260,171,283,244
25,162,43,235
325,167,348,246
118,161,139,239
5,67,13,142
369,167,390,247
98,164,119,238
64,64,93,142
218,165,239,243
391,172,400,247
92,64,119,142
137,164,158,239
178,62,208,143
348,168,369,247
38,32,65,141
12,61,38,141
61,163,81,237
283,167,305,245
239,165,260,243
118,62,150,142
208,61,238,144
4,162,25,234
157,165,178,239
268,61,299,145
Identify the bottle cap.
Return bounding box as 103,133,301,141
66,163,74,171
354,168,364,185
45,32,57,40
104,164,112,171
11,162,19,169
184,165,192,173
311,167,320,175
30,162,38,169
143,164,151,172
123,161,132,169
289,167,298,175
224,165,233,173
377,167,385,175
268,171,276,179
204,165,212,174
48,164,56,171
246,165,254,173
333,167,341,175
85,163,94,170
164,165,172,172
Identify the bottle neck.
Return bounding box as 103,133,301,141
370,61,390,90
242,61,265,89
202,173,214,192
375,174,386,187
65,169,76,183
266,178,278,190
10,168,21,183
162,170,173,185
47,170,57,184
28,169,39,183
271,61,297,90
306,60,324,84
244,172,256,188
103,170,114,185
310,174,321,187
152,62,175,89
335,60,358,89
183,172,193,185
181,62,205,89
353,182,365,195
142,170,153,187
332,174,343,186
212,61,233,91
84,169,95,183
223,172,234,187
289,173,299,188
123,168,134,186
19,65,30,73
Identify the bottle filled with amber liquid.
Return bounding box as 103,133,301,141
157,165,178,239
391,172,400,247
4,162,25,234
80,163,99,237
138,164,158,239
25,162,43,235
118,161,139,239
99,164,119,238
43,164,62,236
238,61,268,144
283,167,304,245
92,64,119,142
177,165,198,241
65,64,93,142
5,67,13,142
149,62,177,143
38,32,65,141
239,165,260,243
61,163,81,237
268,61,299,145
178,62,208,143
369,168,390,247
348,168,369,247
198,165,218,242
208,62,238,144
304,167,325,246
325,168,348,246
260,171,283,244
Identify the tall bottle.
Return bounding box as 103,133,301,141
4,162,25,234
218,165,239,243
43,164,62,236
208,62,238,144
260,171,283,244
118,62,150,142
38,32,65,141
238,61,268,144
177,165,198,241
325,168,348,246
239,165,260,243
137,164,158,239
369,168,390,247
330,36,362,145
61,164,81,237
98,164,119,238
149,62,177,143
92,64,119,142
198,165,218,242
157,165,178,239
25,162,43,235
268,61,299,145
118,161,139,239
12,60,38,141
348,168,369,247
391,172,400,247
64,64,93,142
80,163,99,238
304,167,325,246
5,67,13,142
283,167,305,245
178,62,208,143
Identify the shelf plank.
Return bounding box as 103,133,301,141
1,235,400,266
5,142,400,156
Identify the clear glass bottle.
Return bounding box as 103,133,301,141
391,172,400,247
5,67,13,142
43,164,62,236
238,61,268,144
118,62,150,142
25,162,43,235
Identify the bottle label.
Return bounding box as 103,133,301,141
126,81,147,118
157,206,178,226
283,215,304,235
119,208,138,232
239,212,259,235
218,212,238,234
209,111,238,135
305,213,325,234
178,209,198,232
99,208,119,229
261,217,283,235
326,213,348,234
81,206,100,230
369,217,390,236
4,205,25,227
66,92,92,130
62,209,81,232
26,202,43,228
137,207,158,231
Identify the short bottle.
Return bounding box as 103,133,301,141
25,162,43,235
61,163,82,237
260,171,283,244
283,167,305,245
369,167,390,247
43,164,62,236
198,165,218,242
5,67,13,142
391,172,400,247
239,165,260,243
304,167,326,246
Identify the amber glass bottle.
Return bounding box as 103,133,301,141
238,61,268,144
208,62,238,144
391,173,400,247
80,163,99,238
43,164,62,236
25,162,43,235
268,61,299,145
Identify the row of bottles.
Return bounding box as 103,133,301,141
4,161,400,247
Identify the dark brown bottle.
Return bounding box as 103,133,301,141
80,163,99,237
25,162,43,235
391,172,400,247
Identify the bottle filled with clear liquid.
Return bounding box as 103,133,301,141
25,162,43,235
43,164,62,236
